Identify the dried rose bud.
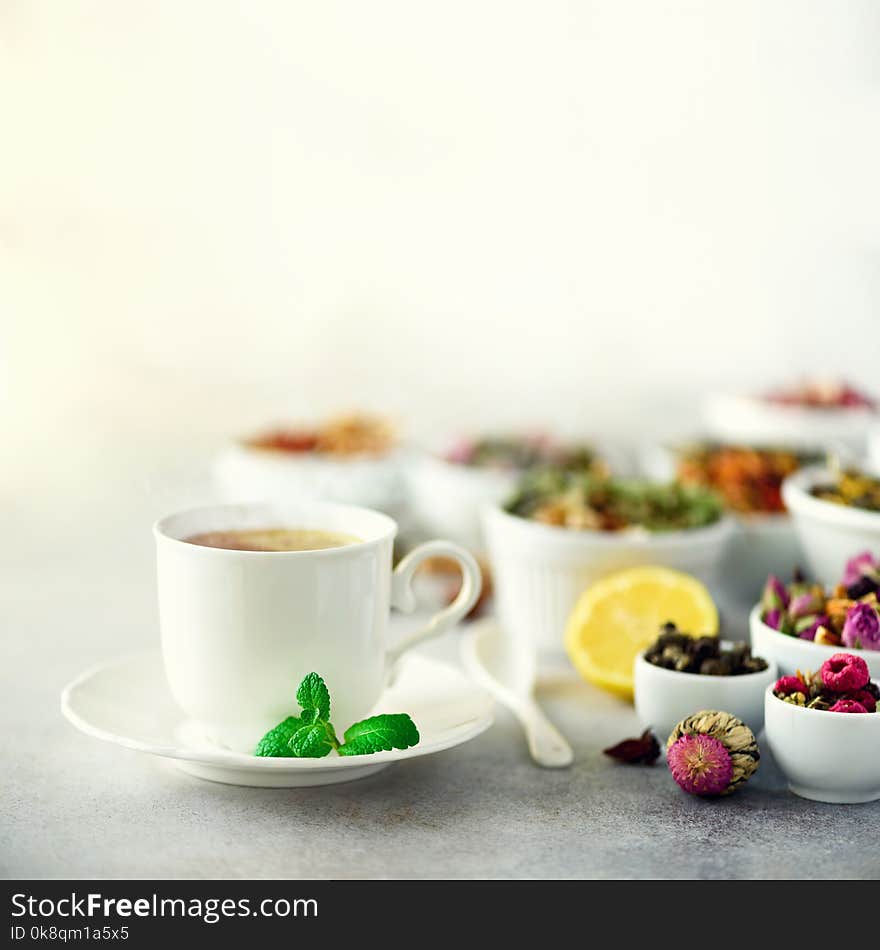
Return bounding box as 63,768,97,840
789,588,825,620
842,551,879,588
795,613,828,641
763,608,783,631
842,602,880,651
761,575,789,614
603,729,660,765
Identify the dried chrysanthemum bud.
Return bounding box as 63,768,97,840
666,710,759,796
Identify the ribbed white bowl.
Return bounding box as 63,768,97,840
483,504,734,653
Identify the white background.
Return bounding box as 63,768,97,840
3,1,879,509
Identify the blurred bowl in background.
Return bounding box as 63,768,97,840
212,414,409,520
723,513,802,604
406,452,517,551
213,443,408,520
782,466,880,586
704,390,876,454
866,424,880,474
483,503,734,653
640,440,804,604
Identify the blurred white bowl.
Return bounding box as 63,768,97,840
213,444,408,520
723,513,802,604
406,453,518,551
637,440,677,482
483,504,734,653
764,683,880,803
866,424,880,473
634,644,777,743
705,391,875,454
749,604,880,679
639,441,802,604
782,465,880,586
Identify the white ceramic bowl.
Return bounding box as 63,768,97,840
406,453,519,551
866,424,880,474
213,444,408,520
764,683,880,803
634,644,777,743
704,391,876,454
782,465,880,586
483,504,734,653
722,514,802,605
749,604,880,679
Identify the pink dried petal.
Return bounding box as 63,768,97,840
667,734,733,797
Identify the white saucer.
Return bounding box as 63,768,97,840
61,652,494,787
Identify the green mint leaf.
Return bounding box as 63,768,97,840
287,721,337,758
296,672,331,721
337,714,419,756
254,716,303,757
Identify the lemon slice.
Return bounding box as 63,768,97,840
564,566,718,700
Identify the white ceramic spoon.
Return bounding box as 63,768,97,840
461,619,573,768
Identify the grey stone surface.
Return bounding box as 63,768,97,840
3,499,879,880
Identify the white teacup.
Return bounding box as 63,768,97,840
154,501,482,751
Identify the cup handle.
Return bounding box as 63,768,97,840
386,540,482,667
